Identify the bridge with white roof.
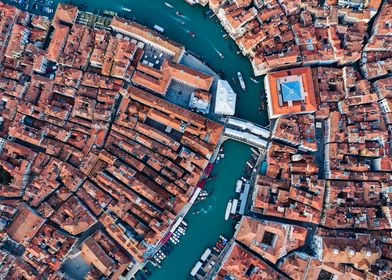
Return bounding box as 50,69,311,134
222,117,271,149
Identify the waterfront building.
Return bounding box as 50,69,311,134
214,79,237,115
110,17,185,62
264,67,316,119
203,0,382,75
214,242,289,280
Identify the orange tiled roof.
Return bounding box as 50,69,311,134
266,67,317,118
53,3,78,25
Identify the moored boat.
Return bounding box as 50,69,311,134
225,199,232,220
154,25,165,33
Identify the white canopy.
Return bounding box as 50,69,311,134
214,79,236,115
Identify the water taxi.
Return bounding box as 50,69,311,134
225,199,232,220
237,72,246,91
217,51,224,59
164,2,174,8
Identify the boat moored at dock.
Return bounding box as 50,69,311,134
153,24,165,33
224,199,232,220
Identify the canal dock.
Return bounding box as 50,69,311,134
189,235,234,280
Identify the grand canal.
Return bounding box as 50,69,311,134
146,140,252,280
4,0,270,278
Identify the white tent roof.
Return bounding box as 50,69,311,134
214,80,236,115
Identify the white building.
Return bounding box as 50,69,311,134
214,80,236,115
189,90,211,114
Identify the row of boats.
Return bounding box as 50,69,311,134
190,235,229,277
151,220,188,266
196,189,209,201
225,176,250,220
169,221,187,245
212,235,228,254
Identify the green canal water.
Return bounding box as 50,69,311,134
5,0,271,278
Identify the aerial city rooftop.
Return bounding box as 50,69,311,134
0,0,391,279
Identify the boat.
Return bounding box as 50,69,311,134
217,51,224,59
153,25,165,33
176,11,183,16
103,10,117,17
225,199,232,220
122,7,131,12
219,235,227,241
250,77,259,84
188,31,196,38
164,2,174,8
237,72,246,91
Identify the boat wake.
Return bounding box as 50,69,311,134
192,205,212,215
213,47,224,59
176,12,188,19
170,16,186,25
